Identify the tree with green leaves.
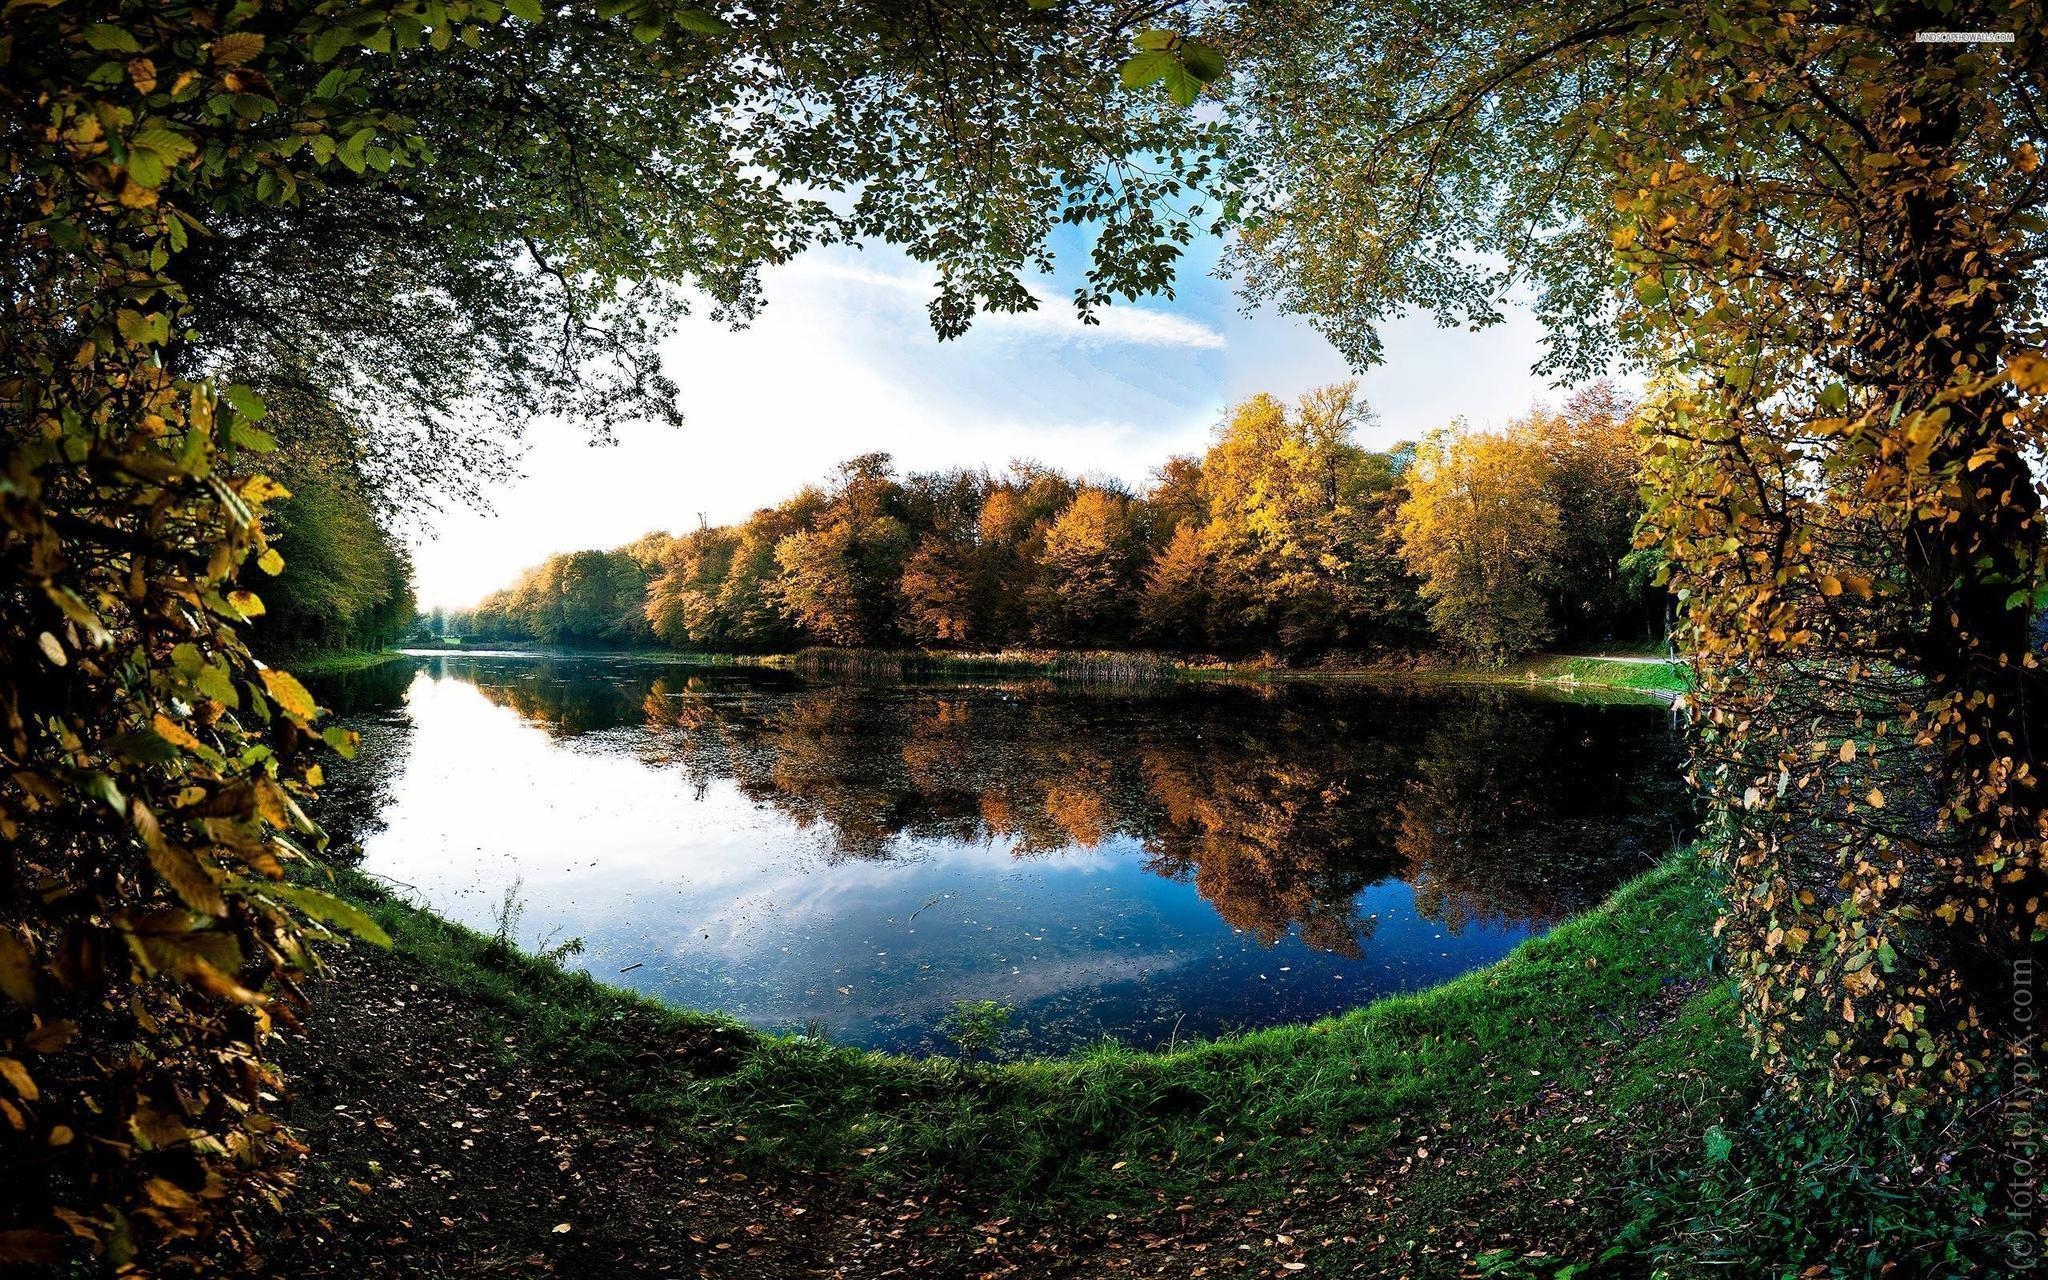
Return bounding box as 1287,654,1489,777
0,0,1229,1266
1226,0,2047,1117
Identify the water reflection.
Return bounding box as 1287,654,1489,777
319,655,1689,1055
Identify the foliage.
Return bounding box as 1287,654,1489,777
1400,425,1564,661
1226,0,2048,1110
462,384,1649,661
257,461,414,657
0,0,1239,1267
939,999,1014,1065
1397,389,1646,662
1607,1086,2013,1277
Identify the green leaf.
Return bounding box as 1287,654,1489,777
81,772,126,816
504,0,543,20
194,662,240,709
674,8,727,34
109,729,180,766
269,884,391,948
82,23,141,52
1703,1125,1732,1163
1134,29,1177,51
223,384,267,422
123,148,165,188
1120,50,1175,90
1161,62,1202,106
337,127,373,174
131,127,197,163
116,310,171,346
1179,40,1225,83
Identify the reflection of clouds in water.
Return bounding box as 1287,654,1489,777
338,655,1689,1053
769,947,1190,1029
666,837,1150,963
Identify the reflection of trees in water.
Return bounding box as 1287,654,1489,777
305,659,420,862
1135,693,1409,957
449,662,1690,955
1396,695,1690,932
424,656,669,737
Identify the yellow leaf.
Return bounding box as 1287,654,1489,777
143,1178,198,1210
1839,740,1855,763
36,633,64,666
257,548,285,575
152,713,203,753
240,475,290,504
2010,351,2048,394
210,32,265,65
228,590,265,618
0,933,32,1008
1866,788,1885,809
0,1058,37,1102
261,668,317,721
148,843,226,916
1818,575,1841,596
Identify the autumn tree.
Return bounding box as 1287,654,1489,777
1139,523,1215,646
1035,486,1145,643
773,454,913,646
1532,384,1653,645
897,469,992,645
975,462,1081,642
647,527,740,648
1398,425,1562,661
1227,0,2048,1115
0,0,1230,1265
1194,384,1417,653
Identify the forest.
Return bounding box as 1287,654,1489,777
4,1,2043,1277
443,382,1658,662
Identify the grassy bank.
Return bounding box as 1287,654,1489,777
293,851,1773,1275
284,649,411,677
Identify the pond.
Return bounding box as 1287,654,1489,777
315,653,1692,1057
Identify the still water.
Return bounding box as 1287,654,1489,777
317,654,1690,1056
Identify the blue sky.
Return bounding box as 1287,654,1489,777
409,231,1566,608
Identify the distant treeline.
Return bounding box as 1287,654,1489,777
435,383,1659,663
250,446,417,659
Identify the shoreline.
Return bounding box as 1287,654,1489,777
378,642,1690,700
279,846,1751,1275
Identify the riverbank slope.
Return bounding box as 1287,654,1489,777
269,852,1757,1277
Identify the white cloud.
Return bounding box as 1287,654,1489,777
792,257,1227,350
404,239,1588,611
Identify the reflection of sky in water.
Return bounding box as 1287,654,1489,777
350,662,1680,1055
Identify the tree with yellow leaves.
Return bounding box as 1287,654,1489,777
1398,425,1563,661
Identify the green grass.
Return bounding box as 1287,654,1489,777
318,851,1745,1238
282,649,410,676
312,849,2022,1274
1515,653,1691,696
